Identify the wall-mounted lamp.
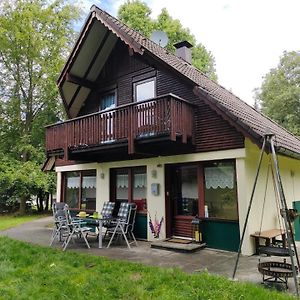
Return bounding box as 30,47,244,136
151,169,157,179
100,172,105,179
157,164,162,168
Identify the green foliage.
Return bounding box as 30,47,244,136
0,0,80,213
118,0,154,36
0,156,56,212
256,51,300,136
0,0,80,159
118,1,217,80
0,236,294,299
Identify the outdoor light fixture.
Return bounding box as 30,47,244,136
151,169,157,178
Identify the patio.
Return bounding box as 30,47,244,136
0,216,298,293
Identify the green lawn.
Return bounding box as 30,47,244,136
0,237,295,300
0,214,49,231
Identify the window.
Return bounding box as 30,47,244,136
132,168,147,214
134,78,155,102
100,91,116,111
175,166,198,216
204,161,238,220
112,167,147,214
64,170,96,211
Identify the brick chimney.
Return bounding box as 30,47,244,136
174,41,193,64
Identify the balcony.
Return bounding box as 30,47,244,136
46,94,195,161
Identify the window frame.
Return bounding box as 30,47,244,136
62,170,97,212
203,160,239,221
133,77,156,102
99,89,117,112
110,166,147,215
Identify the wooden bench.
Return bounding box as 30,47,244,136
251,229,286,255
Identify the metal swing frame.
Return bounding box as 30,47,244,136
232,133,300,296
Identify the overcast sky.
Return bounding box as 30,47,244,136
82,0,300,106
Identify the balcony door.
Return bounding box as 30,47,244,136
99,91,116,141
110,166,147,239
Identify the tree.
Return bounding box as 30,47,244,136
0,155,56,213
118,1,217,80
118,0,154,36
255,51,300,136
0,0,80,214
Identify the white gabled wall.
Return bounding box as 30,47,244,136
243,138,300,255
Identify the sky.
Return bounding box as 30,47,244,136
80,0,300,106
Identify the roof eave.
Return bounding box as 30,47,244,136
276,146,300,160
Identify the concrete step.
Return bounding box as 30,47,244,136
151,239,206,253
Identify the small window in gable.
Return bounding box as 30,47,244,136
100,91,116,111
134,78,156,102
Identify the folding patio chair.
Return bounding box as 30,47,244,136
107,202,138,249
50,202,69,246
62,206,93,251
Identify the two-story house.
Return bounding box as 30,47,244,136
45,5,300,254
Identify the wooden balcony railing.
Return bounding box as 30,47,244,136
46,93,194,157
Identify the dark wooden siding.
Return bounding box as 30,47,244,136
77,41,244,154
79,41,155,115
156,68,244,152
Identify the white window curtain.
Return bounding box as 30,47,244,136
67,177,80,189
117,174,128,188
82,176,96,189
204,166,234,189
134,173,147,188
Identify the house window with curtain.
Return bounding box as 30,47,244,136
204,161,238,220
100,91,116,111
64,170,96,211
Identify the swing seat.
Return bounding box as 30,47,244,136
258,245,294,257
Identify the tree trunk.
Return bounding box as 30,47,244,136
45,192,49,211
19,195,27,215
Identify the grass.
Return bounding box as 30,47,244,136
0,214,49,231
0,236,295,300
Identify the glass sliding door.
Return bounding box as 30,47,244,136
63,170,97,211
65,172,80,208
111,166,147,239
81,170,96,210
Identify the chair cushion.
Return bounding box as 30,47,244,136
118,202,130,220
101,202,115,218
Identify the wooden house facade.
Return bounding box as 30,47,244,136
45,6,300,254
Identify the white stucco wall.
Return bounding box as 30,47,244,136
55,148,245,242
53,138,300,254
243,138,300,255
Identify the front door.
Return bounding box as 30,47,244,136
165,161,240,251
166,164,199,237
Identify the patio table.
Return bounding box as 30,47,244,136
74,216,115,248
250,229,286,255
